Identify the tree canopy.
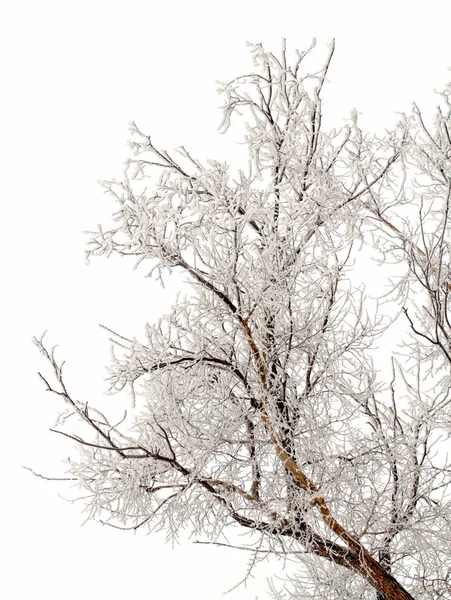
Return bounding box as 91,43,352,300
35,40,451,600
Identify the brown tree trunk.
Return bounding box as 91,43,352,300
357,552,414,600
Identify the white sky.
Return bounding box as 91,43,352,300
2,1,451,599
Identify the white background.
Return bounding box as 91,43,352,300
2,1,451,598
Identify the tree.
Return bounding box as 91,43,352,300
34,40,451,600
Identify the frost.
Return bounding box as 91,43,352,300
35,41,451,600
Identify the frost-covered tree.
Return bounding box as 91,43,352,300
35,41,451,600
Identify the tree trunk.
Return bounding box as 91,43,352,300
359,553,414,600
